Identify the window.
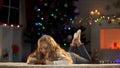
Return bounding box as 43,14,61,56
0,0,19,24
0,7,8,23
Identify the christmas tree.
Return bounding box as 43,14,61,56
26,0,90,51
24,0,91,50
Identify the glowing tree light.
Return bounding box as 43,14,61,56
30,0,79,48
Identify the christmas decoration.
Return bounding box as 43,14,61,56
26,1,120,53
28,0,83,49
0,22,23,28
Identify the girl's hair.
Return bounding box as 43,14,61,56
36,35,71,61
27,35,73,64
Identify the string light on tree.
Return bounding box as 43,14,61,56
30,0,79,47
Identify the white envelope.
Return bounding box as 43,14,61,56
53,60,69,65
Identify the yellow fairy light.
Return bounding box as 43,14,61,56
11,24,14,27
117,18,120,20
95,10,98,13
95,20,98,22
3,24,7,26
107,17,110,20
113,16,116,18
90,11,94,15
90,10,101,18
111,19,115,23
97,12,100,15
17,25,20,28
102,16,105,19
117,18,120,23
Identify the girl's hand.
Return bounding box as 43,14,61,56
45,60,53,65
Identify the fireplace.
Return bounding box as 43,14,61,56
100,29,120,49
91,20,120,64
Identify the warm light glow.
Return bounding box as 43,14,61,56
95,10,98,13
3,24,7,26
97,12,100,15
100,29,120,49
117,18,120,19
113,16,116,18
17,25,20,28
102,16,105,19
11,24,14,27
111,19,115,23
90,10,101,18
117,18,120,21
90,11,94,15
107,17,110,20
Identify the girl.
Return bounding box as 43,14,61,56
26,29,91,64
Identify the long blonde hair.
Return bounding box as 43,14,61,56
36,35,71,61
31,35,71,61
27,35,73,64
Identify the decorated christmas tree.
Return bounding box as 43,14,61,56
29,0,79,47
25,0,91,51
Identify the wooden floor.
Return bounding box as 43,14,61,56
0,62,120,68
